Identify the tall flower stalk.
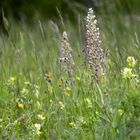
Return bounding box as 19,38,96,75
85,8,106,80
59,31,75,85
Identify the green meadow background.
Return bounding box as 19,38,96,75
0,0,140,139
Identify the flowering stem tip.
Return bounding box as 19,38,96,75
85,8,106,80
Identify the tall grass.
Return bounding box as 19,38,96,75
0,6,140,140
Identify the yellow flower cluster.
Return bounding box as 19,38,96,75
127,56,137,67
7,76,17,86
37,114,45,120
59,101,65,110
122,56,139,82
122,67,137,78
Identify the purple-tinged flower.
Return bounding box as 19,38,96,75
85,8,106,79
59,31,75,84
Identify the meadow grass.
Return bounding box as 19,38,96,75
0,10,140,140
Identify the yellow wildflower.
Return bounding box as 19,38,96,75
34,123,42,135
10,76,17,82
64,87,71,96
59,101,65,110
7,76,17,86
122,67,137,78
37,114,45,120
127,56,137,67
35,123,41,131
17,103,24,109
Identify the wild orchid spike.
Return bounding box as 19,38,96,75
59,31,75,85
85,8,106,80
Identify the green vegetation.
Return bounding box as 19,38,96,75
0,6,140,140
0,0,140,20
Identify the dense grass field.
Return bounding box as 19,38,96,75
0,9,140,140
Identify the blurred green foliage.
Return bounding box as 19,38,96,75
0,0,140,22
99,0,140,14
0,0,85,20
